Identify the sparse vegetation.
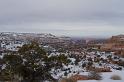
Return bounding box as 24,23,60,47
0,33,124,82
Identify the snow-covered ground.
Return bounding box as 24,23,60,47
78,70,124,82
102,70,124,80
78,80,123,82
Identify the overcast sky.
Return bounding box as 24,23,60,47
0,0,124,37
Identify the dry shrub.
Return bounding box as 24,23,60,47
69,74,88,81
110,75,122,80
59,78,76,82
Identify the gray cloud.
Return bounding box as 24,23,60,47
0,0,124,37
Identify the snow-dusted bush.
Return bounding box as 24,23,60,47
88,71,102,80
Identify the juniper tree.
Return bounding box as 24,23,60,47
3,42,70,82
